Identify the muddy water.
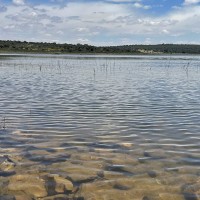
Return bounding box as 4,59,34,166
0,54,200,200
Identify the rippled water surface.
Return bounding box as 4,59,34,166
0,54,200,200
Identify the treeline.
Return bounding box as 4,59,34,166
1,40,200,54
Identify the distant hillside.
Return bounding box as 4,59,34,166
1,40,200,54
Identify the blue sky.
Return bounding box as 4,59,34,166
0,0,200,45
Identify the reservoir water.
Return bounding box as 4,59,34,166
0,54,200,200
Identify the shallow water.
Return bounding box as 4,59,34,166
0,54,200,200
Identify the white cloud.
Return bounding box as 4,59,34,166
4,24,16,30
12,0,25,6
57,30,64,35
50,0,64,2
106,0,140,2
77,28,89,32
162,29,170,34
134,2,151,9
184,0,200,5
77,38,90,44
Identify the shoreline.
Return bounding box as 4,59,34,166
1,51,200,56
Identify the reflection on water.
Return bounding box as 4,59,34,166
0,54,200,200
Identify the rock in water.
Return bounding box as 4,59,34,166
8,174,48,198
0,155,16,177
0,195,15,200
53,175,74,192
0,155,16,172
15,194,33,200
147,171,157,178
42,194,74,200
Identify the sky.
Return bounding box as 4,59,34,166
0,0,200,46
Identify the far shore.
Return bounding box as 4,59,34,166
1,51,200,56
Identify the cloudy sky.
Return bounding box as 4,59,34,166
0,0,200,45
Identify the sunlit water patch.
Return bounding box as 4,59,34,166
0,54,200,200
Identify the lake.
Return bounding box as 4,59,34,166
0,54,200,200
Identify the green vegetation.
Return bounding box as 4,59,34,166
1,40,200,54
